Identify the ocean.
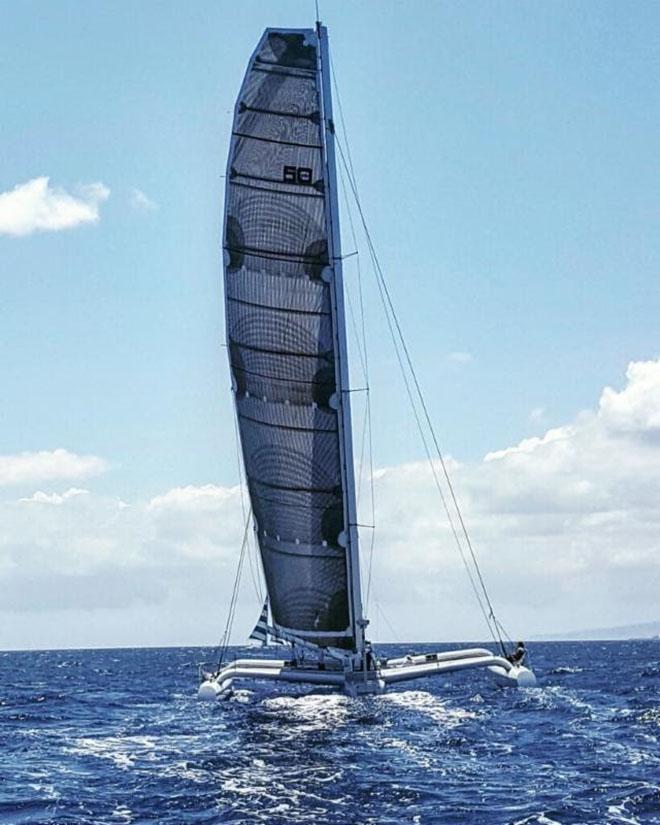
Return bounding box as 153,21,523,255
1,641,658,824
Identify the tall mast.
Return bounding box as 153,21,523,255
317,23,367,656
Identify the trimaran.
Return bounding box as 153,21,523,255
199,22,536,699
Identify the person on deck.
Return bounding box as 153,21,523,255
507,641,527,666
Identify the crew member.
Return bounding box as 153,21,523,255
506,641,527,666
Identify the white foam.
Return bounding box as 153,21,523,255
512,814,563,825
261,692,352,731
606,801,642,825
64,735,158,771
378,736,433,769
379,690,480,726
111,804,133,823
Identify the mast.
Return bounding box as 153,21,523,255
316,23,367,657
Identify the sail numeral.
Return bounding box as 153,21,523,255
283,165,313,185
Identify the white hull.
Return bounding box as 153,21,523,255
488,663,537,687
198,646,537,700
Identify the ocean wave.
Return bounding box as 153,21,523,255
0,643,658,824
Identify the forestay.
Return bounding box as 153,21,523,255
222,28,363,651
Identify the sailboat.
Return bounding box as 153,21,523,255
199,23,536,700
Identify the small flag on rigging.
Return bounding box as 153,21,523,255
249,598,269,645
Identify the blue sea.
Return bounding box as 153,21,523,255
1,641,659,824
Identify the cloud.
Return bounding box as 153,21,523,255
147,484,236,512
529,406,546,423
0,449,108,486
368,359,660,638
0,177,109,236
2,360,660,647
0,483,247,618
146,484,247,560
19,488,89,505
129,187,158,212
447,351,474,365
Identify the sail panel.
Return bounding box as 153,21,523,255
236,70,321,148
224,28,355,648
226,267,328,315
260,537,350,634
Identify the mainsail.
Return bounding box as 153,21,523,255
222,27,364,652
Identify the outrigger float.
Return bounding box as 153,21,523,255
199,22,536,700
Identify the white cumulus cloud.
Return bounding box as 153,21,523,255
0,177,110,236
368,359,660,639
0,482,248,629
146,484,247,560
19,488,89,505
0,449,108,486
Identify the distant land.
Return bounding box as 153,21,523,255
537,620,660,641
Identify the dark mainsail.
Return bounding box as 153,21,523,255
222,28,364,651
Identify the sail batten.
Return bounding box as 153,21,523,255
223,27,363,651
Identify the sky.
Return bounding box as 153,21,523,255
1,1,659,649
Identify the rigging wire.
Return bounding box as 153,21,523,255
331,122,492,636
337,166,377,610
344,280,368,377
232,402,263,605
330,43,507,651
358,259,377,609
374,599,401,642
350,197,377,610
342,263,370,515
214,507,252,671
330,53,378,615
329,53,359,187
332,124,507,653
344,229,377,607
355,387,369,503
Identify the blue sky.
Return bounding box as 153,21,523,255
2,2,660,648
